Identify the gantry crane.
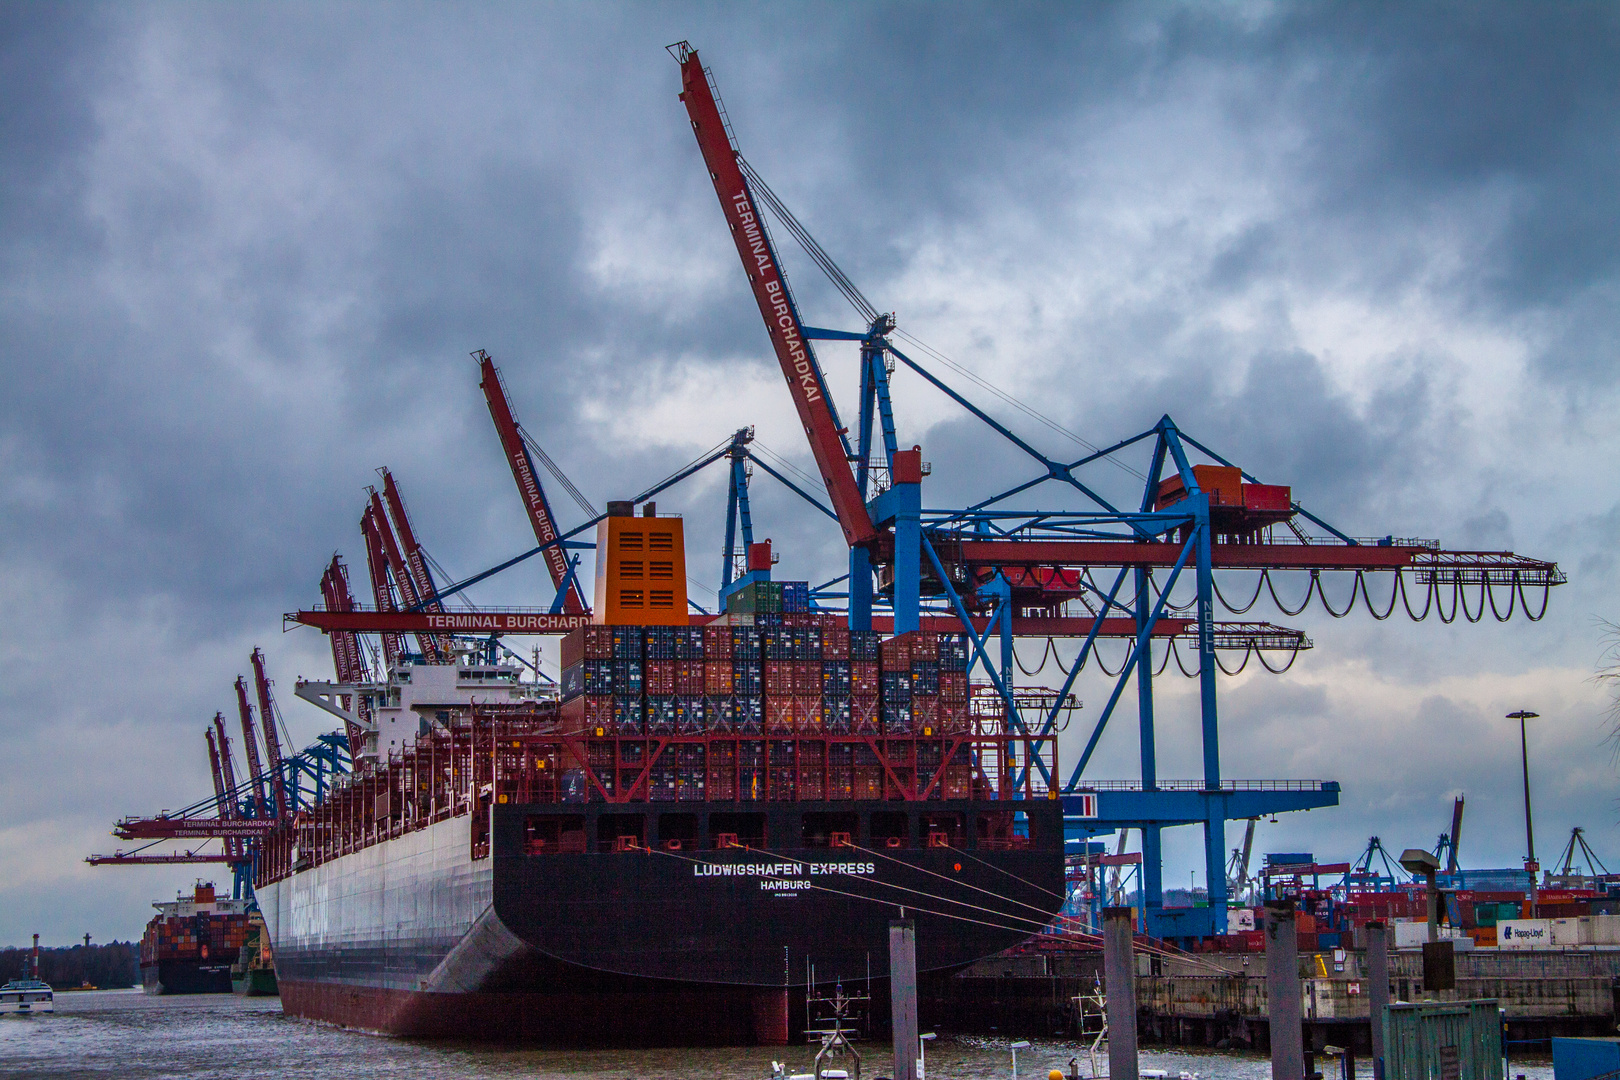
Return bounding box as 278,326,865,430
669,41,1564,938
91,651,353,893
279,42,1563,942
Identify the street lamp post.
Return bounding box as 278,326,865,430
1507,710,1540,914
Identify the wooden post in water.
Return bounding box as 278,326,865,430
1265,901,1305,1080
890,918,919,1080
1104,906,1140,1080
1367,920,1390,1080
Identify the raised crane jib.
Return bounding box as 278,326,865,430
673,43,878,548
476,350,588,613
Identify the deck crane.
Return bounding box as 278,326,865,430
251,648,291,820
378,469,456,658
670,42,1565,940
233,676,271,820
360,500,409,669
476,349,589,614
366,487,449,662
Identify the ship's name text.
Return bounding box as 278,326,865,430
692,861,875,879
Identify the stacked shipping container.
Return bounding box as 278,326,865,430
560,620,971,741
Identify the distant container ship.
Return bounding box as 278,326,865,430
257,510,1066,1043
140,883,249,994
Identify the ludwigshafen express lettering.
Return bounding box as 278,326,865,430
692,861,875,878
731,191,821,405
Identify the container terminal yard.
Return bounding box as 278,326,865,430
81,42,1596,1051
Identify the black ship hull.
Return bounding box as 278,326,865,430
262,799,1064,1042
141,959,234,995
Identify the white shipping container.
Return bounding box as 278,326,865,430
1391,921,1467,949
1231,909,1256,932
1592,914,1620,946
1499,919,1552,949
1551,918,1589,947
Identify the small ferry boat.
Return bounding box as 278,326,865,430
0,979,55,1015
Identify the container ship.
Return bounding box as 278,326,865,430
140,882,250,994
231,911,278,996
256,508,1066,1042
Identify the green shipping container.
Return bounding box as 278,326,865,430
1382,1000,1503,1080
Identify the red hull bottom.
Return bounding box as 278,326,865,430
280,978,788,1045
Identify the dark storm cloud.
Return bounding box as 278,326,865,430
3,2,1619,941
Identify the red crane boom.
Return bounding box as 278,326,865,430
672,43,877,548
319,556,371,753
378,469,456,657
367,488,447,661
212,714,240,821
475,350,588,613
233,676,270,819
205,726,227,818
251,648,290,820
204,721,244,861
361,503,408,669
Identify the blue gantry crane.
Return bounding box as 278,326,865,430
284,42,1565,944
668,41,1564,940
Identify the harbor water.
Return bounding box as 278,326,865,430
0,989,1556,1080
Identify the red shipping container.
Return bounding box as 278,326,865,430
795,696,823,734
766,698,796,734
765,662,794,696
823,629,850,659
880,636,912,671
939,701,972,734
939,671,969,702
792,661,820,695
561,626,614,668
851,662,880,695
851,694,881,734
703,626,733,658
676,660,705,696
704,662,734,695
645,661,675,696
913,696,940,734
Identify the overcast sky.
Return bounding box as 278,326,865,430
4,2,1618,944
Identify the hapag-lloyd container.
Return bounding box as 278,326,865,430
1498,918,1552,949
